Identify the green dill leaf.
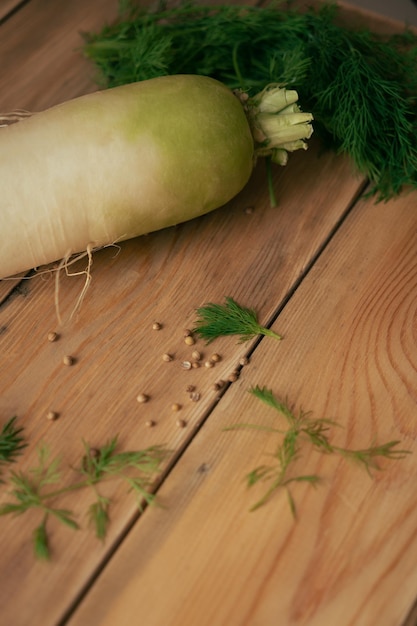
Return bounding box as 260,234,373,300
0,417,26,480
192,297,282,343
284,474,321,488
246,465,274,487
33,517,50,561
49,507,79,531
249,386,294,422
30,445,62,488
88,498,110,541
0,502,27,516
334,439,411,474
285,488,297,519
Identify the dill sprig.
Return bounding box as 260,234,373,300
192,297,282,343
0,417,26,480
84,2,417,200
0,438,169,559
225,386,410,514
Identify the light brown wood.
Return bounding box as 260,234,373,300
1,2,416,626
0,141,363,626
64,188,417,626
0,0,122,111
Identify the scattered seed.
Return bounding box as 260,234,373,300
162,353,173,362
47,331,59,342
145,419,156,428
191,361,200,369
184,335,195,346
210,353,221,363
191,350,202,361
204,360,214,368
183,328,192,337
239,356,250,366
63,355,75,366
189,392,201,402
245,206,254,214
137,393,150,404
176,418,187,428
185,384,196,393
228,372,239,383
171,403,182,412
89,447,100,459
152,322,162,330
181,360,192,370
212,382,222,391
46,410,59,421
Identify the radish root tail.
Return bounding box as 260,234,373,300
0,110,32,127
54,244,95,325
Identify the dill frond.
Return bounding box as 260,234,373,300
227,387,411,514
192,297,282,343
0,438,169,559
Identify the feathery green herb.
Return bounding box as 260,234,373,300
0,438,169,559
225,386,410,514
84,2,417,200
0,417,26,480
192,297,282,343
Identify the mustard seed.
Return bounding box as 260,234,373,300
63,355,75,366
162,353,173,362
184,335,195,346
191,361,200,369
183,328,192,337
46,410,59,421
171,403,182,412
228,372,239,383
204,360,214,369
47,331,59,342
210,353,221,363
176,418,187,428
239,356,250,366
152,322,162,330
145,420,156,428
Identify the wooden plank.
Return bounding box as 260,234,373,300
0,0,122,112
0,1,23,23
2,2,413,625
66,188,417,626
0,134,363,625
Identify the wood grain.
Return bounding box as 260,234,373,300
1,1,416,625
0,133,364,625
67,190,417,626
0,0,23,22
0,0,123,111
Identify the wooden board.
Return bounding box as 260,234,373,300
67,189,417,626
1,1,416,625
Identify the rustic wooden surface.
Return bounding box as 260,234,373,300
1,1,417,625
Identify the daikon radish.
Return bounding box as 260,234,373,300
0,74,313,279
